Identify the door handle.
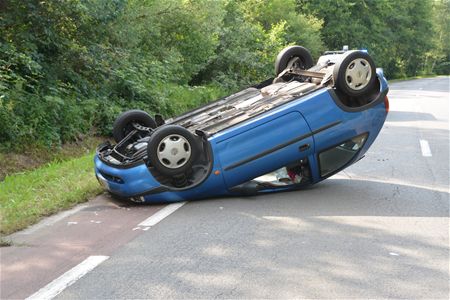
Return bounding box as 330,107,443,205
299,143,310,152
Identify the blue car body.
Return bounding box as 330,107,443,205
95,66,389,203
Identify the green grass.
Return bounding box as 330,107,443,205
0,153,102,236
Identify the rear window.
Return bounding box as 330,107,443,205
318,133,368,177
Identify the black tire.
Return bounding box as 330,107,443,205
333,50,376,97
147,125,198,176
275,46,314,76
112,110,157,142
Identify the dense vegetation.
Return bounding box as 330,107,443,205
0,0,448,151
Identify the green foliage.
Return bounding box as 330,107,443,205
426,0,450,75
0,0,445,150
297,0,444,78
194,0,324,88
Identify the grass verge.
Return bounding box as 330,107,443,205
0,153,102,236
0,136,106,181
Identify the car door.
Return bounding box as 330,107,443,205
215,111,314,188
297,88,387,180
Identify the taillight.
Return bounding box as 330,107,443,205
384,95,389,114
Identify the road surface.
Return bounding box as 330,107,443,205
1,77,449,299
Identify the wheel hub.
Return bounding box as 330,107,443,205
157,134,191,169
345,58,372,90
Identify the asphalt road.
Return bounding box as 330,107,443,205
2,77,449,299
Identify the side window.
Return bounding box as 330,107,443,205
318,133,368,177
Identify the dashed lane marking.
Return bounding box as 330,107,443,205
26,255,109,300
137,201,186,227
419,139,432,157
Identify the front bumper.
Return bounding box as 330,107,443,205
94,155,161,198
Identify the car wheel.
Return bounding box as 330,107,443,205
147,125,198,176
333,50,376,97
275,45,314,76
112,110,157,142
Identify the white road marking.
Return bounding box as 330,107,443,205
132,226,151,231
419,139,432,157
389,252,399,256
26,255,109,300
138,202,186,227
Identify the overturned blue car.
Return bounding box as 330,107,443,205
95,46,389,202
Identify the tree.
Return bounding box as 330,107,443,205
427,0,450,75
297,0,436,78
